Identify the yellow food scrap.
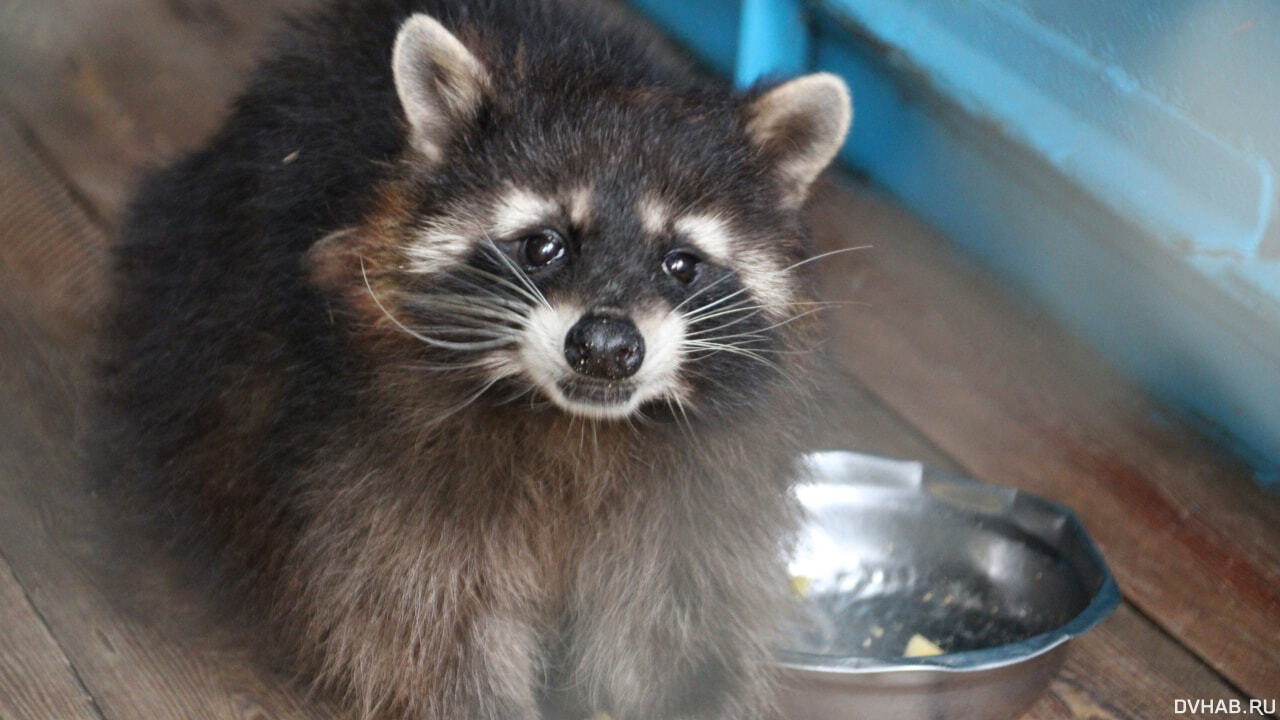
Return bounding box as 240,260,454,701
790,575,812,598
903,634,945,658
869,624,885,638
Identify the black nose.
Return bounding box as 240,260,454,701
564,313,645,380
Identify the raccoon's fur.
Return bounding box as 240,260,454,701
101,0,851,717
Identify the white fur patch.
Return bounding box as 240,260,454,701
637,195,671,236
492,188,560,238
404,218,477,275
511,302,581,399
567,186,593,228
673,213,793,314
404,187,559,275
630,305,689,409
673,214,733,258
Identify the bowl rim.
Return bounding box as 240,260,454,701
773,450,1122,675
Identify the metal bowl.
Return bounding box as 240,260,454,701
775,451,1120,720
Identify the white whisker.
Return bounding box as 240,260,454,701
678,245,871,318
361,256,519,352
481,239,552,310
679,339,783,373
449,261,546,310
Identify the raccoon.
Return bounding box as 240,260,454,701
102,0,851,718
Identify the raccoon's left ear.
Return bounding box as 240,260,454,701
392,13,492,162
745,73,853,208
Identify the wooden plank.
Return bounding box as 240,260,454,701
810,182,1280,700
0,112,336,720
1027,606,1249,720
0,0,308,225
0,320,334,720
0,552,103,720
0,110,107,338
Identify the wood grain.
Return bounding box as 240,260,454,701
0,111,107,338
1027,606,1249,720
0,553,103,720
0,0,310,225
811,182,1280,700
0,109,338,720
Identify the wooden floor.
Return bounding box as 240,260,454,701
1,0,1277,718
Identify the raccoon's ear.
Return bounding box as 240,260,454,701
745,73,852,208
392,13,492,162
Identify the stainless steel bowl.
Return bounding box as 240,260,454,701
775,451,1120,720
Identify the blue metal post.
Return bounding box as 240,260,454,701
735,0,810,88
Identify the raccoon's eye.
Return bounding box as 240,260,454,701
662,250,700,284
520,230,567,268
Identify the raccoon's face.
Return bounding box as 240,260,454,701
310,14,851,422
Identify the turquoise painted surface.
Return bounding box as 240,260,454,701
1004,0,1280,206
629,0,741,73
735,0,810,87
816,0,1275,262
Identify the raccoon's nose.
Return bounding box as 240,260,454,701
564,314,645,380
